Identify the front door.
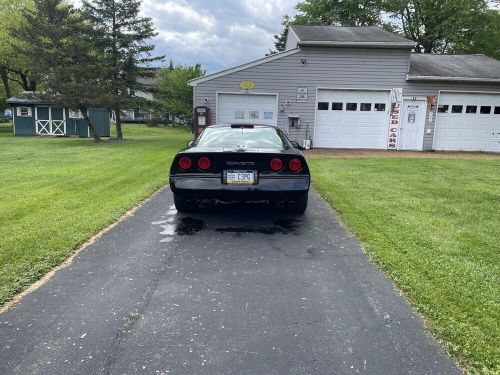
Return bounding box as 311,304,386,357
35,106,66,135
399,99,426,150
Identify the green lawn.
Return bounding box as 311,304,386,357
309,157,500,374
0,123,191,307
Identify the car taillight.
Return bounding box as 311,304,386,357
270,157,283,171
178,156,192,170
288,158,302,172
197,156,211,170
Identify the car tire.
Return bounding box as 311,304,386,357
174,194,197,212
287,193,308,214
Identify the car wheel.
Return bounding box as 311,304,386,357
174,194,197,212
287,193,308,214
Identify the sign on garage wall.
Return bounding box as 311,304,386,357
297,88,308,102
387,88,403,149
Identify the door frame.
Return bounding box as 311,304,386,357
215,91,279,127
398,97,427,151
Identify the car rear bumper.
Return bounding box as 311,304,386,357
169,174,310,201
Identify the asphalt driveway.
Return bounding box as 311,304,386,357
0,188,460,375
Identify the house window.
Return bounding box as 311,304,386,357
451,105,463,113
69,109,83,119
360,103,372,111
346,103,357,111
332,102,343,110
374,103,386,112
494,106,500,114
438,105,449,113
17,107,32,117
480,106,491,114
317,102,329,110
466,105,477,113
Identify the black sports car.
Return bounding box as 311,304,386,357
169,124,310,213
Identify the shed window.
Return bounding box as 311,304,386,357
346,103,357,111
332,102,343,110
494,106,500,114
374,103,386,112
466,105,477,113
360,103,372,111
437,105,449,113
17,107,32,117
69,109,83,118
451,105,463,113
480,106,491,114
317,102,329,110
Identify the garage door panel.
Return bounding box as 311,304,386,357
435,93,500,152
217,93,277,126
315,89,390,149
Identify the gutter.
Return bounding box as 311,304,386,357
298,41,416,48
406,74,500,83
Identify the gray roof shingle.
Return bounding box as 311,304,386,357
289,25,415,46
6,91,49,105
408,54,500,81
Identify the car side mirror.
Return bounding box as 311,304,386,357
290,140,303,149
187,140,194,147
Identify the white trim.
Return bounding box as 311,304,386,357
287,26,300,49
406,74,500,83
298,41,416,48
12,107,15,134
189,49,301,86
402,96,427,101
215,91,279,127
313,87,392,150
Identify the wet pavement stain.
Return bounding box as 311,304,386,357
216,218,301,235
175,217,206,236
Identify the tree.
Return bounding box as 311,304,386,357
0,0,37,98
82,0,163,140
154,64,204,122
15,0,111,142
272,0,497,57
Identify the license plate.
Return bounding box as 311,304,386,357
226,170,254,184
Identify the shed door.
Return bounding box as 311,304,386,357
217,93,277,126
36,107,50,135
434,92,500,152
314,90,390,149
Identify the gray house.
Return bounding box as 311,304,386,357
189,25,500,152
7,92,110,138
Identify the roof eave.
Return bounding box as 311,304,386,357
406,74,500,83
189,48,301,86
298,41,416,48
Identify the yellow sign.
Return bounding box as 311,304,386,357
240,80,255,90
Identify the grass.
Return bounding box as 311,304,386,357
0,123,191,307
309,156,500,374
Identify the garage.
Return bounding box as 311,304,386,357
434,92,500,152
217,93,277,126
314,89,390,149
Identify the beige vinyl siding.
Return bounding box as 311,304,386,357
194,46,500,150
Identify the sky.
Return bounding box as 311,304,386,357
140,0,298,73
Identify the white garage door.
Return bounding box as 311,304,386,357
435,92,500,152
217,93,277,126
314,89,390,149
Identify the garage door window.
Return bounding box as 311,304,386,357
438,105,449,113
480,106,491,114
360,103,372,111
466,105,477,113
318,102,329,110
452,105,463,113
332,102,343,110
374,103,386,112
495,106,500,114
346,103,357,111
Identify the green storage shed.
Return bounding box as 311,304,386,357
7,92,111,138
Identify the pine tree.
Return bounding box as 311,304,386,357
83,0,163,140
14,0,110,142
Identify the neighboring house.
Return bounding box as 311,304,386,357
117,73,156,123
189,25,500,152
7,92,110,137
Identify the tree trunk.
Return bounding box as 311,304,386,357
0,67,12,98
115,109,123,140
80,106,101,143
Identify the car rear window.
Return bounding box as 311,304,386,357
196,127,288,148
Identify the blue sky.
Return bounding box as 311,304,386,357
140,0,298,73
